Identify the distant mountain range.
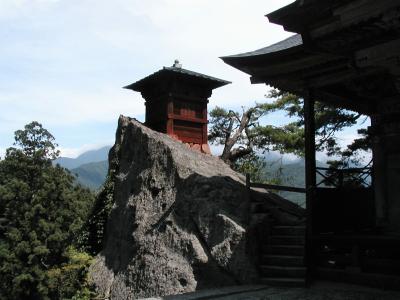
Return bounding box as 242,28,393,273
262,158,327,207
54,146,111,169
54,146,111,190
54,145,326,203
70,160,108,190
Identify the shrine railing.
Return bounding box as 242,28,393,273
246,166,372,192
245,174,306,193
245,173,307,215
316,166,372,188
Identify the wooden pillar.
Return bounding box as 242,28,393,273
304,90,316,285
370,115,387,227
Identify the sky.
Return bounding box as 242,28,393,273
0,0,367,159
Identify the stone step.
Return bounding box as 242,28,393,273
270,235,305,245
262,255,304,267
268,245,305,256
260,265,306,278
272,225,306,236
260,277,306,287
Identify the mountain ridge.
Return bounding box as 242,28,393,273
54,145,326,196
54,146,111,189
54,146,111,169
70,160,108,190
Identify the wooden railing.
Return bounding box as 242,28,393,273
246,166,372,193
316,167,372,188
246,174,306,193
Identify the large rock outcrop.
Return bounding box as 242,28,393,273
89,116,302,299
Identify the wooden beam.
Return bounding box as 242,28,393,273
309,0,400,39
314,89,375,115
246,53,333,77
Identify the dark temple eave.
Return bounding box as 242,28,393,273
266,0,357,34
221,37,396,115
221,34,304,75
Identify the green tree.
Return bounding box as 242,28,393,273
208,105,266,164
208,90,370,180
255,90,364,157
233,153,266,182
0,122,95,299
83,175,115,255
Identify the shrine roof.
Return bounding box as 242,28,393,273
124,66,231,92
220,0,400,115
221,34,302,59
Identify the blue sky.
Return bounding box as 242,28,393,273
0,0,366,159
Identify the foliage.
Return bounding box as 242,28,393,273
263,157,292,186
71,160,108,191
208,105,267,163
331,128,372,167
13,121,60,161
233,153,288,186
233,153,266,183
0,122,95,300
323,128,372,188
83,175,115,255
208,90,369,180
47,247,94,300
256,90,362,157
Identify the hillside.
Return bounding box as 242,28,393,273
55,145,326,195
53,146,111,189
55,146,111,169
70,160,108,190
262,159,327,207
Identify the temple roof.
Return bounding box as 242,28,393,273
266,0,347,33
220,0,400,115
124,65,230,92
222,34,302,59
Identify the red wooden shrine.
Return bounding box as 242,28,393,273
124,60,230,154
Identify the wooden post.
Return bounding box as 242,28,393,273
245,173,252,224
370,116,387,227
304,90,316,285
338,170,344,188
246,173,251,189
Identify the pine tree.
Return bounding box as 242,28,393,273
0,122,94,300
208,90,370,180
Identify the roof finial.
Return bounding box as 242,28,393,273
173,59,182,69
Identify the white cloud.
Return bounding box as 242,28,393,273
0,87,145,132
0,0,60,20
58,142,112,158
0,140,112,159
0,0,296,150
336,132,361,148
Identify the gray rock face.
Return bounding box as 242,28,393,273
90,116,259,299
